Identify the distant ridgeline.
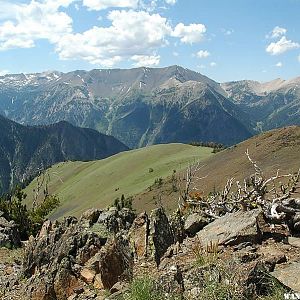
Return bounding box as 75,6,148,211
0,66,299,149
0,115,128,194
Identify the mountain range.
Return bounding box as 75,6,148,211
0,65,299,148
222,78,300,131
0,115,128,193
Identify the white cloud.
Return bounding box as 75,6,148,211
210,62,217,67
131,54,160,67
165,0,176,4
0,0,73,50
266,36,300,55
55,10,171,66
0,2,19,20
196,50,210,58
0,0,208,67
298,55,300,63
275,62,283,67
172,51,179,57
172,23,206,44
83,0,138,11
270,26,287,39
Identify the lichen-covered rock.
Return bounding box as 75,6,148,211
0,214,21,248
97,207,136,233
197,209,266,246
149,208,174,265
81,208,102,224
23,216,105,300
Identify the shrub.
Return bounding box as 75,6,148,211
123,277,164,300
200,273,243,300
192,237,219,267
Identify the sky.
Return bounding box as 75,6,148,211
0,0,299,82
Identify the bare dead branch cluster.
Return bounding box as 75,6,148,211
178,150,300,232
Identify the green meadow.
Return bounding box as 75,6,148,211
25,143,213,219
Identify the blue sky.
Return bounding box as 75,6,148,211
0,0,299,82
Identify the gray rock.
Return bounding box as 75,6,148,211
197,209,266,246
288,237,300,248
272,262,300,292
149,208,174,265
23,217,105,300
0,216,21,248
81,209,102,225
110,281,128,294
97,207,135,233
184,213,208,237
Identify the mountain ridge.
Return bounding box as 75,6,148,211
0,115,128,193
0,65,299,147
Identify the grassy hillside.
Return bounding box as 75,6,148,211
24,143,213,218
133,126,300,212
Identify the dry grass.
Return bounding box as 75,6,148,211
134,126,300,212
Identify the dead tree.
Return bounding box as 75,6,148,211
177,161,207,212
180,150,300,231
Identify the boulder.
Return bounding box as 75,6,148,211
197,209,266,246
110,281,128,294
0,215,21,248
272,262,300,292
80,268,96,284
288,237,300,248
184,213,208,237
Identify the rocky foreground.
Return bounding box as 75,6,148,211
1,205,300,299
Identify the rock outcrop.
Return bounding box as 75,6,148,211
2,205,300,300
149,208,174,265
22,212,133,300
97,207,136,233
129,212,149,259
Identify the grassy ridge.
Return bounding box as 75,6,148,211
133,126,300,213
25,143,213,219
